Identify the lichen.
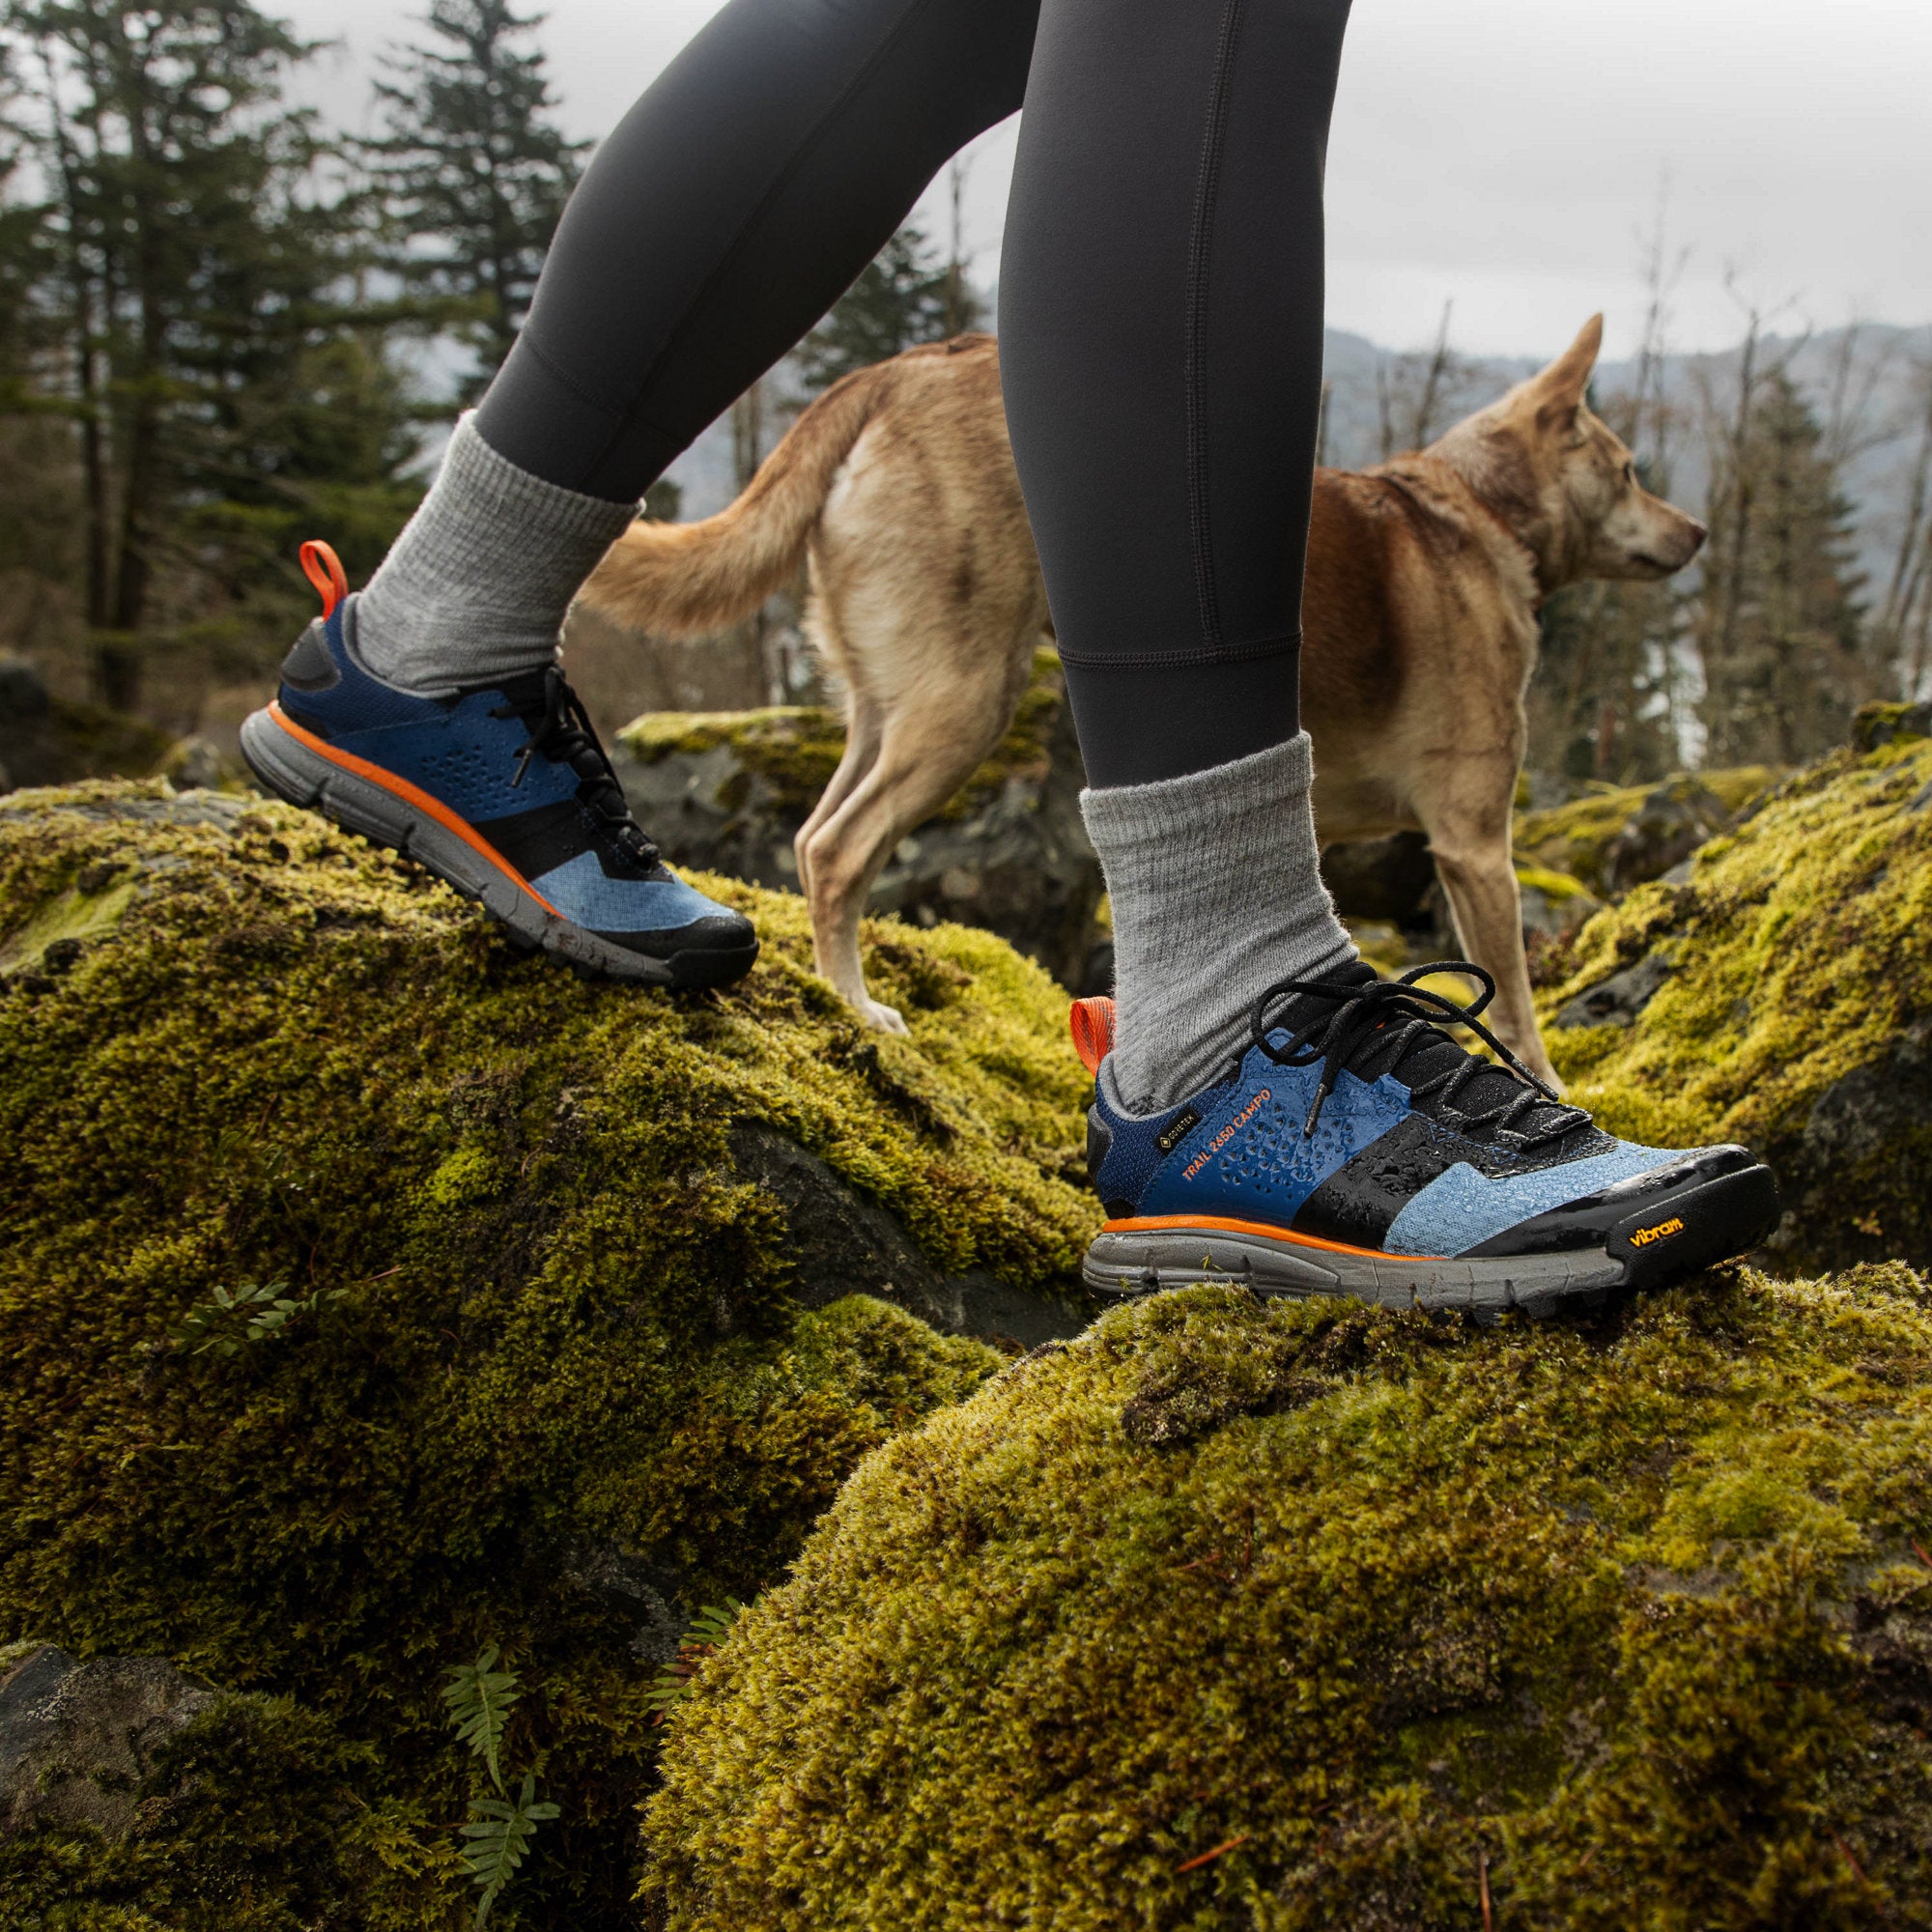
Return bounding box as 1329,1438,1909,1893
1537,737,1932,1268
619,647,1066,823
643,1268,1932,1930
0,780,1094,1925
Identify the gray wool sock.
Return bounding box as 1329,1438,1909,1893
354,413,639,692
1081,731,1357,1114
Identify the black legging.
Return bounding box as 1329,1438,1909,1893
475,0,1353,787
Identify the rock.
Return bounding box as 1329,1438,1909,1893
1320,837,1599,968
156,734,248,793
731,1123,1089,1350
1539,738,1932,1270
1515,767,1776,897
0,1645,214,1840
1514,864,1604,944
1852,700,1932,754
641,1270,1932,1927
611,648,1104,989
0,655,55,792
0,655,174,795
1319,832,1439,925
1550,947,1670,1029
0,779,1095,1925
1599,776,1736,895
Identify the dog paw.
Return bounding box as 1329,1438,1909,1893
858,998,910,1036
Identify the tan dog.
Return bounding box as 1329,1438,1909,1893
581,316,1704,1085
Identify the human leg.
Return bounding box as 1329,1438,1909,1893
245,0,1037,986
1001,0,1780,1303
355,0,1038,692
1000,0,1357,1109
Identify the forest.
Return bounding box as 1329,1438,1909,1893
0,0,1928,798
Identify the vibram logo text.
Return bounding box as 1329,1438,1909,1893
1629,1216,1686,1249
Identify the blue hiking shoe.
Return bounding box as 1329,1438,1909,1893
1070,960,1779,1318
240,542,758,988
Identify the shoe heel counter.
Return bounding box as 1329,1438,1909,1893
1086,1095,1113,1193
1085,1078,1146,1220
279,615,341,696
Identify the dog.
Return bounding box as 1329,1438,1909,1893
579,316,1705,1087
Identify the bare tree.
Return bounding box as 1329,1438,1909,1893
1375,300,1470,461
1528,196,1691,783
943,149,975,337
1868,358,1932,697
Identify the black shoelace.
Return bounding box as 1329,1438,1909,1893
493,666,659,867
1251,961,1591,1147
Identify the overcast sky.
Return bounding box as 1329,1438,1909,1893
290,0,1932,362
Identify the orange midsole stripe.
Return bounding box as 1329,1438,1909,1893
1100,1212,1442,1263
266,701,563,920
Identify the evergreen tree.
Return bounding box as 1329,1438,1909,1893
1529,569,1684,786
1694,367,1869,766
794,224,967,394
1,0,418,711
366,0,585,398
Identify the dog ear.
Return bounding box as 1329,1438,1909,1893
1532,315,1604,427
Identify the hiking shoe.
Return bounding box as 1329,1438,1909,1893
240,541,758,988
1070,960,1779,1318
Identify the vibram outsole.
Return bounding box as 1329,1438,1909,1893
1084,1164,1781,1319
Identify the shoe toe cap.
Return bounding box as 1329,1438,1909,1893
1467,1142,1776,1261
597,911,759,988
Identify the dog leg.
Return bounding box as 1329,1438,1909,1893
1426,829,1564,1094
802,722,1000,1034
793,696,881,901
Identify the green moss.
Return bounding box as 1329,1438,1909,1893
0,873,135,973
644,1269,1932,1930
1512,863,1591,902
0,780,1093,1926
1514,768,1777,894
1851,701,1932,754
0,1693,383,1932
620,647,1066,823
1538,738,1932,1268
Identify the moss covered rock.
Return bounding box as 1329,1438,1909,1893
0,653,174,795
1541,738,1932,1271
611,649,1104,990
1515,768,1777,899
0,781,1097,1926
1852,702,1932,755
645,1270,1932,1930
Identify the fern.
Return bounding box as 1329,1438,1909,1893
441,1644,520,1793
460,1773,558,1926
644,1599,744,1723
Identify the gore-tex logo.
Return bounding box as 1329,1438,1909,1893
1182,1088,1272,1180
1155,1107,1202,1154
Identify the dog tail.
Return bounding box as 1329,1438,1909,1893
576,362,888,640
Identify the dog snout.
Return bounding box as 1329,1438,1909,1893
1681,515,1709,558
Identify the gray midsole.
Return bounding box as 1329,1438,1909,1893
1083,1225,1625,1313
239,710,669,984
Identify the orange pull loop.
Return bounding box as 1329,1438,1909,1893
299,539,349,617
1069,996,1116,1075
